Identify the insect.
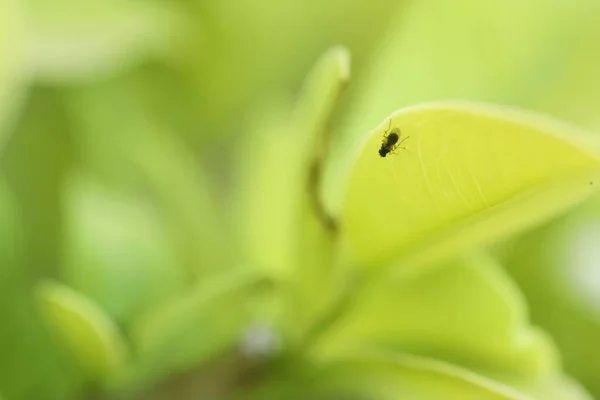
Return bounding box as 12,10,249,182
379,119,409,157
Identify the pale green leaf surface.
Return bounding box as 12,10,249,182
232,96,296,278
129,267,262,386
36,281,129,382
311,254,558,380
61,173,185,325
322,0,599,214
0,0,28,152
26,0,187,82
340,102,600,271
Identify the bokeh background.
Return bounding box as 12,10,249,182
1,0,600,399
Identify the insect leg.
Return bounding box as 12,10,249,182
397,135,410,146
382,119,393,145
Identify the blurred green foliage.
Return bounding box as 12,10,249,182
1,0,600,400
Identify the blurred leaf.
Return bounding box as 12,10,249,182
0,0,28,152
182,0,400,140
234,47,349,277
232,95,295,278
241,352,540,400
65,76,235,279
504,194,600,398
1,95,78,395
1,88,75,276
521,4,600,131
320,353,535,400
507,374,593,400
323,0,600,213
0,117,82,400
0,173,20,287
26,0,188,82
232,47,351,345
285,46,350,342
311,254,559,385
36,281,129,383
289,46,351,160
339,102,600,271
61,172,185,325
129,267,264,386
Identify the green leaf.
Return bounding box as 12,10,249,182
27,0,187,82
527,6,600,132
0,175,85,400
284,46,350,341
232,47,350,343
504,194,600,398
339,102,600,271
322,0,600,214
506,374,593,400
2,159,91,400
65,76,234,279
232,95,296,278
309,254,592,399
180,0,402,140
235,46,349,274
0,175,20,283
61,172,185,325
289,45,351,160
311,253,557,379
36,281,129,382
0,0,28,152
324,353,534,400
240,352,537,400
129,267,264,385
1,89,76,276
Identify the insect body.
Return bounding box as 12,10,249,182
379,131,399,157
379,119,409,157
